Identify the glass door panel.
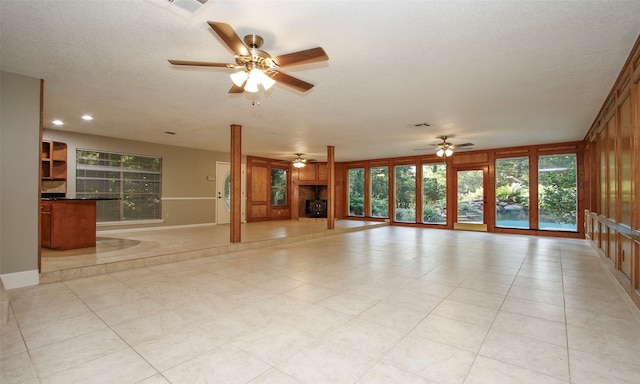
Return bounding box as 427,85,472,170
455,167,487,231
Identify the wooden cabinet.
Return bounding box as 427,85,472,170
41,200,97,250
41,140,67,195
41,140,67,179
294,162,328,184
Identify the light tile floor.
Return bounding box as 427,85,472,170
3,226,640,383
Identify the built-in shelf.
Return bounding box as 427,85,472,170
41,140,67,194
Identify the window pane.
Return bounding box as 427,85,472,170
348,168,365,216
76,149,162,222
422,163,446,224
495,157,530,228
538,154,577,231
395,165,416,222
370,166,389,218
271,168,287,206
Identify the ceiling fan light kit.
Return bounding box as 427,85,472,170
433,136,474,157
436,147,454,157
169,21,328,94
230,68,276,92
292,153,307,168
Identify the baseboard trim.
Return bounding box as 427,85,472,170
1,269,39,289
454,223,488,232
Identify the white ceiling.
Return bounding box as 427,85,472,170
2,0,639,162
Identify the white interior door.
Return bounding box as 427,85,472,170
216,162,245,224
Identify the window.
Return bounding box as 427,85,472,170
271,168,287,206
370,166,389,218
538,154,577,231
395,165,416,222
495,157,530,228
76,150,161,222
422,163,446,224
348,168,365,216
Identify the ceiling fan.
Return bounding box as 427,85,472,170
414,136,474,157
168,21,329,93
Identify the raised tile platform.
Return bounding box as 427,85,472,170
40,219,387,283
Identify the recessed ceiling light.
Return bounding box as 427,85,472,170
81,115,93,121
52,120,64,126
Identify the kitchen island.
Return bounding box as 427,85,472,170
41,198,111,250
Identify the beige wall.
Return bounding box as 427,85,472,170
43,129,231,230
0,71,41,285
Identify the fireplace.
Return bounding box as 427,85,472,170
299,185,328,218
306,200,327,218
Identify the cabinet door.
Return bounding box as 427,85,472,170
620,234,632,279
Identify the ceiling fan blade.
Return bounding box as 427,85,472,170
272,72,314,92
228,84,245,93
455,143,474,147
168,59,235,68
273,47,329,67
207,21,250,57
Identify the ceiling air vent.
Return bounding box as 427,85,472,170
147,0,211,19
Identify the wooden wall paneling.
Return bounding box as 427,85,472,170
598,130,607,218
246,156,293,221
633,81,639,293
607,114,618,262
589,142,599,212
493,148,530,157
250,165,268,201
270,207,290,220
327,146,335,229
619,96,633,227
452,152,488,165
596,219,602,249
249,162,268,221
251,205,267,219
298,163,317,181
593,215,600,247
602,225,609,259
593,137,601,215
583,143,591,212
634,82,640,231
536,143,580,154
334,162,345,218
318,162,328,181
635,240,640,291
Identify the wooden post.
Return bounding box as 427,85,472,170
230,124,242,243
327,146,335,229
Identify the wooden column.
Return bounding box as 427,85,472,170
230,124,242,243
327,146,335,229
39,79,44,272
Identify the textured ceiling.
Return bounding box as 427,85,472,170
2,0,639,162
